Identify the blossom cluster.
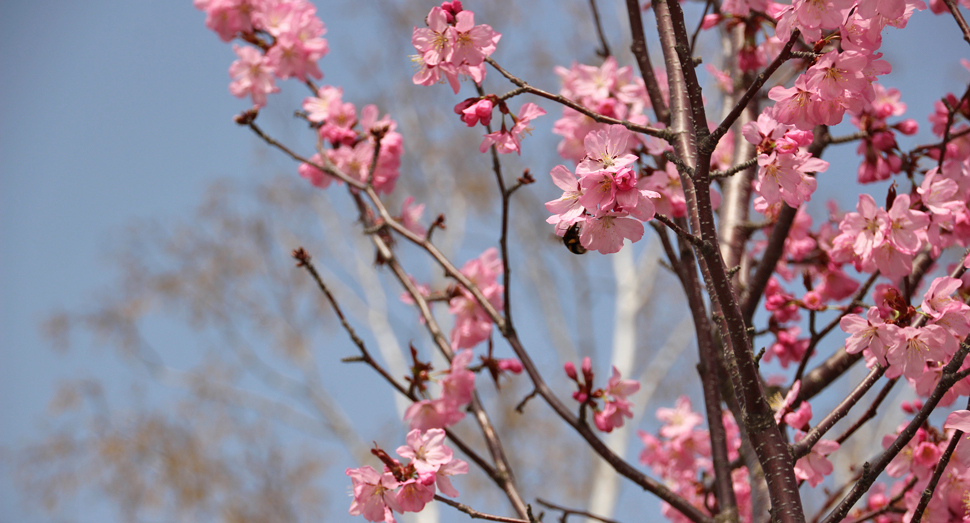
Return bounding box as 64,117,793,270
564,357,640,432
639,394,840,523
638,397,751,523
195,0,330,107
346,429,468,523
411,2,500,93
841,276,970,389
545,125,661,254
741,108,829,208
552,57,664,163
297,87,405,194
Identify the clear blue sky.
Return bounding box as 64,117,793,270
2,1,969,522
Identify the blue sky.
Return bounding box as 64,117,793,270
2,1,970,522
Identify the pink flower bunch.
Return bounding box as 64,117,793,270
411,2,501,94
449,248,504,349
296,93,405,195
841,277,969,384
830,193,930,280
552,57,663,163
638,400,753,523
928,94,970,162
848,84,919,183
564,358,640,433
404,350,476,431
742,107,828,208
919,159,970,254
545,125,660,254
195,0,330,107
346,429,468,523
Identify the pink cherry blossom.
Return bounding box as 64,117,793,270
396,429,453,474
593,366,641,433
298,153,336,189
403,399,464,431
579,213,645,255
434,458,469,497
347,466,401,523
228,44,279,108
576,125,639,175
945,410,970,432
411,7,452,66
793,432,839,487
399,197,426,237
657,396,702,439
447,11,500,67
394,473,435,513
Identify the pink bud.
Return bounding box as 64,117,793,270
615,168,638,191
701,13,722,29
564,361,577,380
802,291,823,310
581,357,593,383
498,358,523,374
871,131,896,151
895,119,919,135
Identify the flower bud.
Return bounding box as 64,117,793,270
564,361,577,380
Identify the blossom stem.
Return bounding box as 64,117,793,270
791,366,886,460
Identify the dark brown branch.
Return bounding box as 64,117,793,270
793,272,879,385
835,378,898,446
841,476,916,523
712,157,758,179
290,248,499,483
477,83,516,328
655,213,707,250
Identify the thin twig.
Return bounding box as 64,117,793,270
436,496,529,523
536,498,623,523
711,156,758,178
485,57,671,140
835,377,898,446
588,0,612,58
909,396,967,522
